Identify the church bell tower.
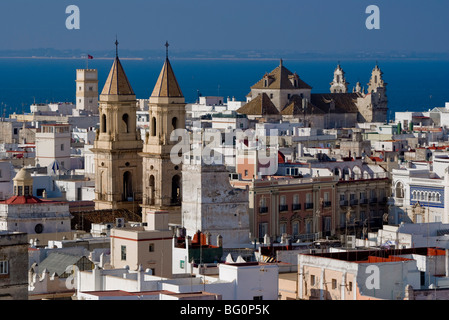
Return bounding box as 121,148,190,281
93,39,143,212
140,42,186,225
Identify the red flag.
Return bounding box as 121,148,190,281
88,55,94,59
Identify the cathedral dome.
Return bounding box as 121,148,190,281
13,168,33,183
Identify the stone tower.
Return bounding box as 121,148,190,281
367,64,388,122
92,42,143,212
330,64,349,93
140,42,186,225
76,69,98,114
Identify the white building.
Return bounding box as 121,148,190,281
35,123,72,172
0,161,14,201
76,258,279,300
181,162,251,248
186,96,246,119
389,155,449,224
0,168,73,245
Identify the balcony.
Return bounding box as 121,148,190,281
305,202,314,210
292,203,301,211
279,204,289,212
323,201,332,208
359,198,368,205
259,207,268,214
350,199,359,206
340,200,348,207
370,197,378,204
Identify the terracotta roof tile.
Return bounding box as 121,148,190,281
251,61,312,90
101,57,135,96
151,58,183,98
236,93,280,116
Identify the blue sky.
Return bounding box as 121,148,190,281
0,0,448,53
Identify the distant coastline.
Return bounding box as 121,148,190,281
0,49,447,62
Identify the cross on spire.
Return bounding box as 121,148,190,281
165,41,169,59
115,36,119,57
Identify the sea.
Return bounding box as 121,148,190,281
0,57,448,120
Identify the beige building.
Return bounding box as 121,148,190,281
76,69,99,114
238,61,388,128
140,45,186,225
110,210,173,278
92,48,143,212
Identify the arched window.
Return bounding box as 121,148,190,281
171,175,181,205
101,114,107,133
172,117,178,131
436,193,441,202
123,171,133,201
149,175,155,205
122,113,129,133
395,182,404,199
151,117,157,137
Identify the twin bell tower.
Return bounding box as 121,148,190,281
92,40,186,225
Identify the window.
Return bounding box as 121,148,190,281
311,275,316,286
121,245,127,261
151,117,157,136
101,114,107,133
244,170,248,176
35,223,43,234
24,186,30,196
292,221,299,236
61,144,64,151
332,279,337,290
0,261,8,275
280,223,287,235
149,243,155,252
122,114,129,133
253,296,263,300
89,86,93,91
348,281,353,292
259,222,268,238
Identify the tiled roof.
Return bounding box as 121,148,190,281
34,252,93,277
151,58,183,98
236,93,280,116
310,93,361,114
281,95,325,115
251,60,312,90
101,57,135,96
0,195,60,205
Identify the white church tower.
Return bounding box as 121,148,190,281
330,64,349,93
